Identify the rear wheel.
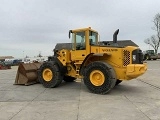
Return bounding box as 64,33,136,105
146,55,151,60
63,76,76,82
143,55,147,60
84,61,116,94
38,61,63,88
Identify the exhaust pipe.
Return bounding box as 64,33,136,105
113,29,119,45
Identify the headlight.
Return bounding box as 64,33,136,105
132,55,136,61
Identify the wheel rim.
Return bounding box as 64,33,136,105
90,70,105,86
42,68,53,81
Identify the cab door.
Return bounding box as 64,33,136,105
71,31,87,61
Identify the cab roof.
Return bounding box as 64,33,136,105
71,27,98,33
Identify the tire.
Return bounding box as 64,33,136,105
84,61,116,94
146,55,151,60
38,61,63,88
115,79,122,86
63,76,76,82
143,55,147,60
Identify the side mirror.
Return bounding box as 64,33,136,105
69,30,72,39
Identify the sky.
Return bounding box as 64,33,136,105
0,0,160,58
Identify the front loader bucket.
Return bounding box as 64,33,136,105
15,62,42,85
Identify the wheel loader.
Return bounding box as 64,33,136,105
15,27,147,94
143,50,158,60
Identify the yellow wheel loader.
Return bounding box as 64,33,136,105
15,27,147,94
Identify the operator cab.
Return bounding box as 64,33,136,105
69,27,99,51
69,27,99,61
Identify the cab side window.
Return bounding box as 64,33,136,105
89,31,98,45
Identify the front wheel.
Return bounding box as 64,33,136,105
146,55,151,60
84,61,116,94
38,62,63,88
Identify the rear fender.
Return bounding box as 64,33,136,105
79,53,111,75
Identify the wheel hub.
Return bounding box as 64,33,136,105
42,68,53,81
90,70,105,86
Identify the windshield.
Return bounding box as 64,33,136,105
89,31,98,45
147,50,154,54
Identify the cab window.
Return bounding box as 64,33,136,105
72,32,85,50
89,31,98,45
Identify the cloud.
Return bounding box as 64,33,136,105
0,0,160,58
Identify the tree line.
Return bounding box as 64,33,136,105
144,13,160,54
